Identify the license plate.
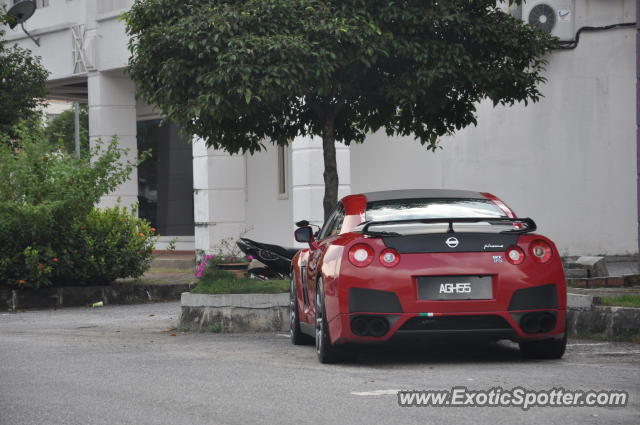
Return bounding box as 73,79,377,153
417,276,493,300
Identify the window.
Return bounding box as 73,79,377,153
333,206,346,236
366,198,508,222
277,145,288,198
318,204,345,240
137,120,194,236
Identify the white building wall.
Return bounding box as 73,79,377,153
95,9,132,71
192,139,247,254
291,137,351,245
351,1,636,256
245,146,294,247
2,0,132,80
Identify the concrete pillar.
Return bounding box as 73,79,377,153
192,137,247,255
87,71,138,208
291,136,351,243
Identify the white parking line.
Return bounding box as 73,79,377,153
564,362,639,371
572,351,640,355
567,343,610,346
351,389,401,396
276,333,290,338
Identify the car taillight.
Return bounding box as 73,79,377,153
506,246,525,265
379,248,400,267
348,243,374,267
529,240,553,263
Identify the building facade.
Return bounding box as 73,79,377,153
2,0,637,256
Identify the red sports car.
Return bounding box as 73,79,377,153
290,190,567,363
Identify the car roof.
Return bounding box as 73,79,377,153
361,189,486,202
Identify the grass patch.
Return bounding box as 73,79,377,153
598,295,640,308
191,267,288,294
192,278,289,294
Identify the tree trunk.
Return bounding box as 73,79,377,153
321,119,338,222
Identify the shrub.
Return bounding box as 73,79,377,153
0,124,155,289
52,206,156,285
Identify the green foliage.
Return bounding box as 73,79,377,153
55,206,157,286
126,0,555,153
193,259,288,294
0,124,137,211
0,126,155,289
0,16,49,136
599,295,640,308
0,205,157,288
193,275,289,294
44,104,90,155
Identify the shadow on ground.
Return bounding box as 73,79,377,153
327,339,526,366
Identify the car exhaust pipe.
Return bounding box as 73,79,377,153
520,312,556,334
367,317,389,337
351,316,390,337
520,314,541,334
351,316,370,336
538,312,556,333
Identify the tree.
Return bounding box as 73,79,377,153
125,0,555,221
0,14,49,136
44,104,90,155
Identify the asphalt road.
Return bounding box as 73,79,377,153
1,303,638,425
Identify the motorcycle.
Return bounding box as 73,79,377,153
236,238,300,280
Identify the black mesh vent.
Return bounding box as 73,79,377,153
349,288,403,313
399,315,512,332
508,283,558,311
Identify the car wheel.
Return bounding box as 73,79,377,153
315,278,353,364
290,275,312,345
519,330,567,359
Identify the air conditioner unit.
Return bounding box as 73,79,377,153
523,0,576,42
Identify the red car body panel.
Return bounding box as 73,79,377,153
292,191,567,347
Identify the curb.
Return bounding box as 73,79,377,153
0,282,194,312
179,292,640,341
567,274,640,288
567,305,640,340
179,292,289,333
567,293,594,308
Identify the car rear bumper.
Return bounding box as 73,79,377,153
328,309,566,345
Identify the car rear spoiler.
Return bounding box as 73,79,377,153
356,217,537,237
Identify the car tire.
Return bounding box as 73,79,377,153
290,275,312,345
519,329,567,359
315,278,354,364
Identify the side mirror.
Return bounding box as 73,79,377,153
295,226,313,243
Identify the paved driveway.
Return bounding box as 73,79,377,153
1,303,638,425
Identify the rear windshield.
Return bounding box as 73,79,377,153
365,198,507,222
